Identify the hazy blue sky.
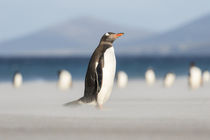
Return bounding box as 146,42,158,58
1,0,210,42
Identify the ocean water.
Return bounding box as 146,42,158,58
0,56,210,82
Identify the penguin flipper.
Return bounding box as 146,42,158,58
96,55,104,93
84,54,104,98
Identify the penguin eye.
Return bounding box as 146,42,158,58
105,33,109,36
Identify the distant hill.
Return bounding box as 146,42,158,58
129,14,210,56
2,14,210,56
0,17,153,56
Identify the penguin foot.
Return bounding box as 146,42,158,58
97,104,103,110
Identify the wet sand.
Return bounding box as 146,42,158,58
0,78,210,140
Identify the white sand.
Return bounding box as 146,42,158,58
0,78,210,140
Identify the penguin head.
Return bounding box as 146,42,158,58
190,61,195,67
100,32,124,43
13,71,20,77
57,70,62,77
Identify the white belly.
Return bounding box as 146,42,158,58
145,69,156,85
97,47,116,105
189,66,202,89
203,71,210,83
164,73,176,88
57,70,72,90
13,73,23,88
117,71,128,88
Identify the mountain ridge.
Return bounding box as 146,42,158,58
1,14,210,56
0,17,153,56
130,14,210,56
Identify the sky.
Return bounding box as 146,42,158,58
1,0,210,42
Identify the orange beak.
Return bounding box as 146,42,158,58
115,33,124,38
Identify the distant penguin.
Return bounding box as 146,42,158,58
202,70,210,83
64,32,124,108
13,71,23,88
117,71,128,88
164,73,176,88
145,68,156,85
188,62,202,89
57,70,72,90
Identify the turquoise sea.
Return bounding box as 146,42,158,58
0,56,210,82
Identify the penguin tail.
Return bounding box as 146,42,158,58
63,98,82,107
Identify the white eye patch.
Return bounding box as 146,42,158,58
105,33,109,36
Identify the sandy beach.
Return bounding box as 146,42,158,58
0,78,210,140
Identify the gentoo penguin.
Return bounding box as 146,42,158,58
57,70,72,90
13,71,23,88
117,71,128,88
145,68,156,85
64,32,124,108
163,72,176,88
202,70,210,83
188,62,202,89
